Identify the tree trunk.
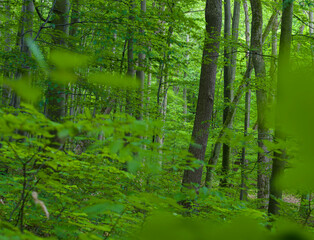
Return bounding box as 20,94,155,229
250,0,271,208
136,0,146,120
11,0,34,108
205,9,278,188
127,0,135,77
46,0,70,122
309,11,313,65
268,0,293,216
182,0,222,190
183,34,189,122
220,0,232,188
240,0,251,201
69,0,80,49
1,0,12,106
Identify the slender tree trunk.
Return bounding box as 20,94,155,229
250,0,271,208
220,0,232,188
299,193,310,219
136,0,146,120
298,10,313,219
230,0,241,81
270,15,279,83
127,0,135,77
11,0,34,108
1,0,12,106
296,25,304,51
309,11,313,65
220,0,241,187
183,34,189,122
268,0,293,216
69,0,80,49
182,0,222,191
240,0,251,201
68,0,80,117
125,0,135,116
46,0,70,122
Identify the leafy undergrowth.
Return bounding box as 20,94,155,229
0,104,313,240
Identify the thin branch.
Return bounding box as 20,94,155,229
33,0,57,41
32,0,53,23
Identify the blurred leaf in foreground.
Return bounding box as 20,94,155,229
4,77,41,103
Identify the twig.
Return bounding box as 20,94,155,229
33,0,57,41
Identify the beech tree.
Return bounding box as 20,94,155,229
46,0,70,122
268,0,294,216
182,0,222,190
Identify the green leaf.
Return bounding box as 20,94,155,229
50,50,89,69
83,201,125,217
26,37,48,70
4,77,41,103
89,72,140,88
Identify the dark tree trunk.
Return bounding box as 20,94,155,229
240,0,251,201
268,0,293,216
182,0,222,190
221,0,232,188
205,8,279,188
136,0,146,120
250,0,271,208
46,0,70,122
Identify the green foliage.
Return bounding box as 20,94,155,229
0,0,313,239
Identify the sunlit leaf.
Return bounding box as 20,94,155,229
83,201,125,217
4,77,41,103
89,72,140,88
50,50,89,69
26,37,48,70
50,70,77,84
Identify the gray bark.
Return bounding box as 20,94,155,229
46,0,70,121
183,34,189,122
250,0,271,207
240,0,251,201
268,0,293,216
1,0,12,105
182,0,222,191
205,5,277,188
135,0,146,120
221,0,232,188
309,11,313,65
69,0,80,49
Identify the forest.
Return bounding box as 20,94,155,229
0,0,313,239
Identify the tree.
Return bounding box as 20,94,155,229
135,0,146,120
250,0,271,207
182,0,222,190
220,0,232,188
240,0,251,201
268,0,294,216
45,0,70,122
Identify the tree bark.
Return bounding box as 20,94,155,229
183,34,189,122
268,0,293,216
250,0,271,208
46,0,70,122
136,0,146,120
69,0,80,49
182,0,222,190
220,0,232,188
1,0,12,106
309,11,313,65
127,0,135,77
240,0,251,201
205,3,277,188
